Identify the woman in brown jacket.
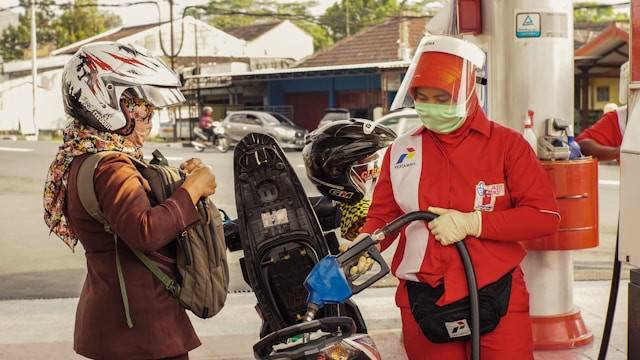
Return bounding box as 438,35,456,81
43,42,216,359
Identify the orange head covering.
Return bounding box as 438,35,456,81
409,52,465,100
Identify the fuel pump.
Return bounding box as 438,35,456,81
537,118,572,160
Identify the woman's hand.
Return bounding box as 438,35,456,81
180,158,217,203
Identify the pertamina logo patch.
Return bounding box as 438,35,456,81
445,319,471,338
395,147,417,169
474,181,505,211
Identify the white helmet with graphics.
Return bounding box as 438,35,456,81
391,35,485,111
62,41,185,134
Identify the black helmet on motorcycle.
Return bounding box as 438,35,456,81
303,118,396,205
61,41,185,135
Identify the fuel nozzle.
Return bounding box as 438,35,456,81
303,302,319,322
304,233,390,314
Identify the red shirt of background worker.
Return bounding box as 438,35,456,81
576,104,627,163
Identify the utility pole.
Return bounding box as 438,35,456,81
30,0,38,140
168,0,177,141
345,0,350,37
169,0,175,70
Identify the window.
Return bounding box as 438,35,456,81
247,115,261,125
229,115,247,124
596,86,610,102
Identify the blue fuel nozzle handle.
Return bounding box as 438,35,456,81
304,234,390,308
304,211,439,310
304,255,354,307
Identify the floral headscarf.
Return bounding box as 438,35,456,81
43,119,143,251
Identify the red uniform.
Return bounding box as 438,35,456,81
362,104,560,360
576,107,625,162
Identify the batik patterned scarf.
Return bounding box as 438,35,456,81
43,119,142,251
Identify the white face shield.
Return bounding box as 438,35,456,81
391,35,486,111
128,85,186,108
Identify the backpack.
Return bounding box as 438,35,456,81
76,149,229,328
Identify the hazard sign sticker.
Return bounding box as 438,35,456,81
516,13,541,38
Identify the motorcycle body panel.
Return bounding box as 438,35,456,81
232,133,367,337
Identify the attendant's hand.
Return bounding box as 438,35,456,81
340,233,376,280
427,207,482,246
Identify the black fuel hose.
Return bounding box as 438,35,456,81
597,224,621,360
373,211,480,360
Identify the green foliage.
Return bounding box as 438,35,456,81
0,0,121,61
195,0,333,51
0,0,56,60
55,0,121,47
197,0,312,29
318,0,427,42
320,0,395,41
298,22,334,50
573,2,629,22
0,24,29,61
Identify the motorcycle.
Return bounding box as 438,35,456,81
223,133,381,360
191,123,230,153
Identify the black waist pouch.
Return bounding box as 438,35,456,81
407,270,513,343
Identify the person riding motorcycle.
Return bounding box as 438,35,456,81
302,118,396,244
199,106,215,144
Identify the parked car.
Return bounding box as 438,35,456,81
317,108,350,129
374,108,421,135
220,110,308,150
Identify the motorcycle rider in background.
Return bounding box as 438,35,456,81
199,106,215,145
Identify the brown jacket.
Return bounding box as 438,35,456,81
66,152,202,359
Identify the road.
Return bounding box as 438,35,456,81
0,139,626,301
0,139,327,299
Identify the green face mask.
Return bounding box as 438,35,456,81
414,102,467,134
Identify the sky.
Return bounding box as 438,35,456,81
3,0,340,26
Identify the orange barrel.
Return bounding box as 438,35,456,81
522,158,599,250
520,158,598,350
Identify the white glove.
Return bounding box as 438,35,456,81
340,233,375,280
427,206,482,246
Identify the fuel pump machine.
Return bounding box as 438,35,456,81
618,94,640,359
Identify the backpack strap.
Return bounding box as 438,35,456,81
76,151,148,232
76,151,181,328
76,151,116,234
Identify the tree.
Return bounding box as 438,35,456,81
192,0,332,50
318,0,429,42
55,0,121,47
574,2,629,22
0,0,121,61
0,0,57,61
